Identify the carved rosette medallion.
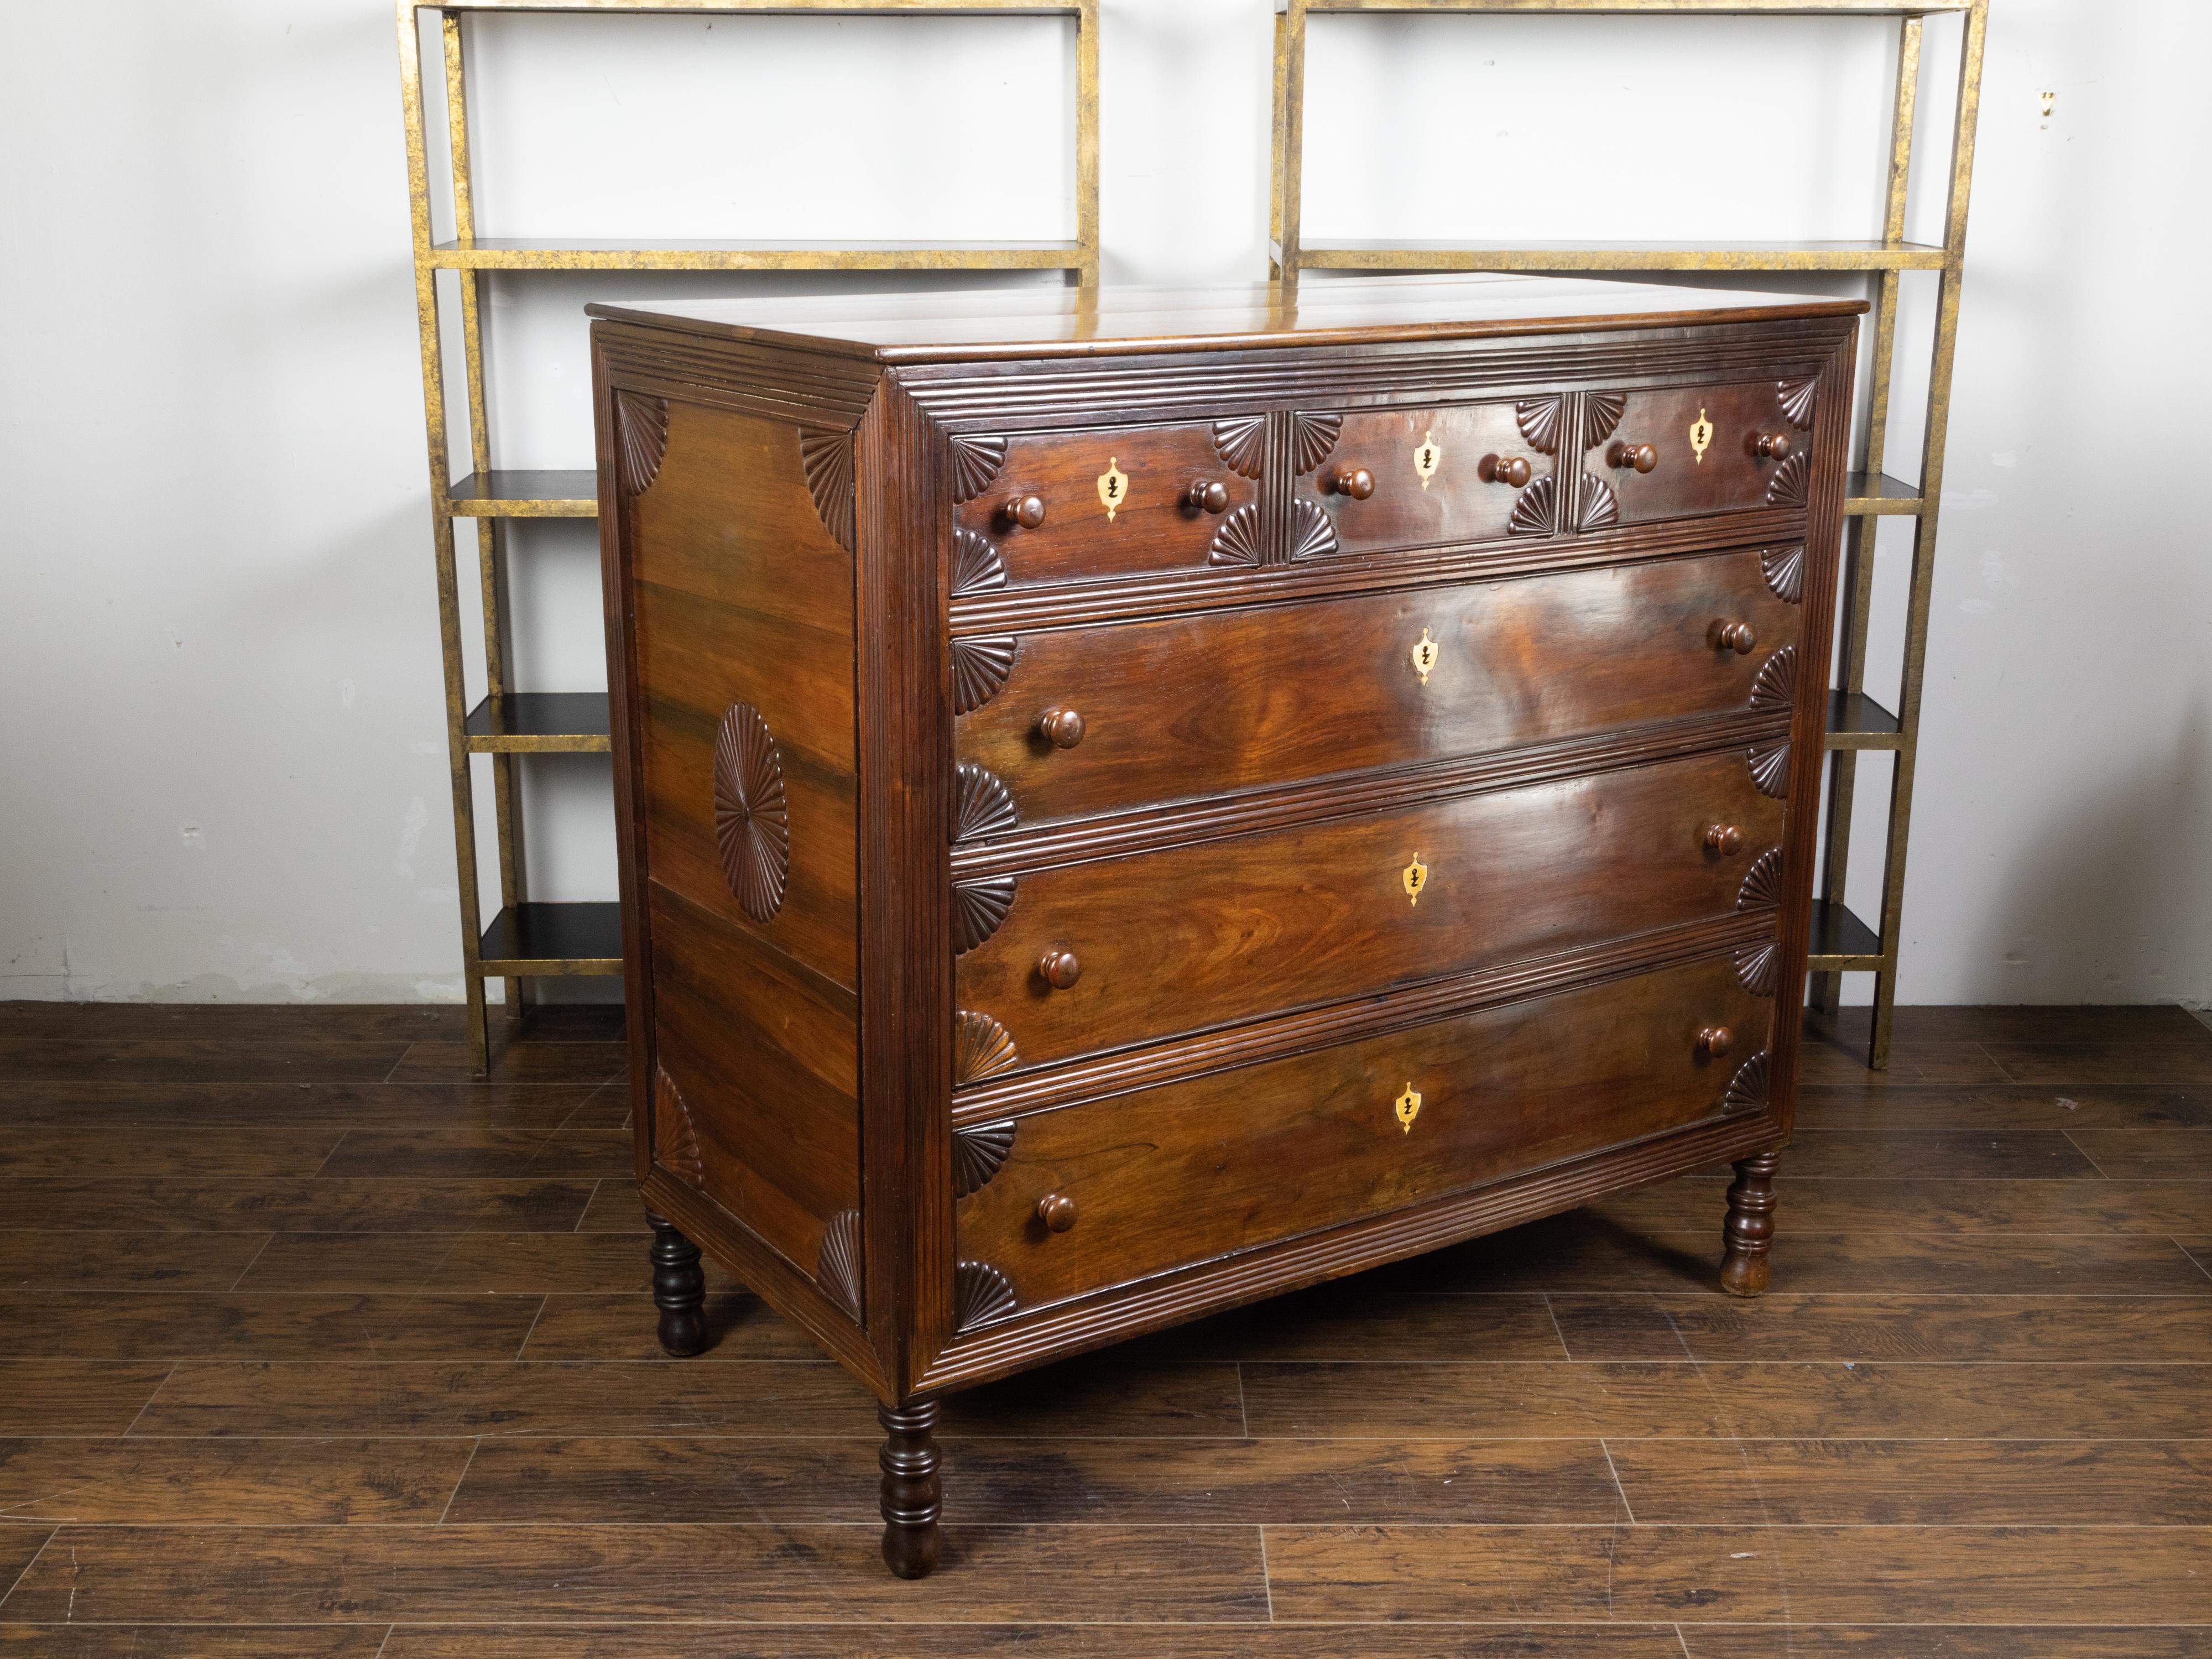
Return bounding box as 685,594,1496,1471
954,1010,1019,1087
1507,475,1558,538
1766,452,1811,509
1750,646,1798,713
1515,396,1563,456
1208,503,1264,567
953,1260,1019,1332
712,702,789,924
950,435,1008,502
954,877,1018,954
653,1065,705,1187
953,764,1018,842
1577,392,1627,452
1747,739,1792,800
1292,413,1344,474
1211,415,1268,479
1737,848,1786,911
1722,1052,1772,1114
1761,545,1806,605
614,392,670,498
1777,377,1819,431
1289,499,1339,561
951,527,1007,598
952,1119,1016,1199
816,1209,864,1323
1574,473,1620,533
798,429,855,552
951,635,1016,716
1735,939,1781,997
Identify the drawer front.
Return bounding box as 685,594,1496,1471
957,748,1785,1076
1585,379,1816,526
955,547,1799,832
955,953,1775,1314
951,422,1258,590
1289,401,1560,557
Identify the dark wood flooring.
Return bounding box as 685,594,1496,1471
1,999,2210,1653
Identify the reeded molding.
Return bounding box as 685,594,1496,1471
712,702,789,924
1515,395,1563,455
954,1010,1019,1087
798,429,855,552
653,1065,705,1186
953,876,1017,954
1506,475,1557,538
1289,499,1338,561
1777,377,1818,431
1738,847,1787,911
1747,738,1792,800
1734,939,1780,997
1750,645,1797,712
1208,503,1265,567
953,763,1019,842
952,1119,1017,1199
1761,545,1805,605
1211,415,1267,478
815,1209,864,1324
953,1260,1019,1332
1291,412,1343,474
1766,451,1811,509
614,391,670,498
951,635,1016,716
1723,1051,1773,1113
1578,392,1627,451
1574,472,1620,534
951,526,1008,598
950,434,1008,502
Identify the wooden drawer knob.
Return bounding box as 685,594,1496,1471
1747,433,1792,462
1328,466,1376,500
998,494,1047,530
1608,440,1658,474
1185,479,1230,515
1698,1026,1734,1059
1037,1193,1079,1233
1710,620,1758,655
1704,823,1744,857
1038,948,1081,990
1037,707,1086,749
1479,453,1532,488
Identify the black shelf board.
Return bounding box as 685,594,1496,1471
478,902,623,975
1824,691,1905,751
1807,901,1885,968
462,692,613,752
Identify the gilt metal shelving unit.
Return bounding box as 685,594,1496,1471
1269,0,1985,1068
397,0,1102,1071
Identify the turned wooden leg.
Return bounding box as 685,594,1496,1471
645,1208,708,1357
878,1399,942,1579
1720,1151,1782,1298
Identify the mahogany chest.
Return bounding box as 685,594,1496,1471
589,274,1859,1578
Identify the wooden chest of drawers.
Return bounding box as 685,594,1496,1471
589,274,1859,1578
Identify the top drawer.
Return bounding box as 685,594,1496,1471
1580,378,1819,527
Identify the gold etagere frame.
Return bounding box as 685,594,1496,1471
1270,0,1985,1068
397,0,1102,1072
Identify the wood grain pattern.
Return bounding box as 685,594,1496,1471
1293,401,1554,555
1595,378,1812,524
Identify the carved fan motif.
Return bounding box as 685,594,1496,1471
1578,392,1627,451
952,1120,1016,1199
1750,646,1798,712
954,1011,1019,1087
1516,397,1563,455
1507,475,1558,538
953,877,1017,954
816,1209,864,1323
1738,847,1786,911
1747,739,1792,800
953,764,1019,842
799,429,855,551
951,635,1016,716
1575,473,1621,533
1777,377,1819,431
1723,1052,1773,1114
1766,452,1811,509
614,392,669,497
1211,415,1268,479
1292,413,1343,474
1735,940,1781,997
953,1260,1019,1332
1208,503,1265,567
950,435,1008,502
951,527,1007,597
1289,499,1339,561
1761,545,1806,605
653,1066,705,1186
712,702,789,924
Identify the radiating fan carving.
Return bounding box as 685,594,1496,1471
1747,739,1792,800
1211,415,1268,478
1516,397,1563,455
614,392,669,497
1575,472,1620,533
653,1066,704,1186
1292,413,1343,474
1738,847,1786,911
954,1011,1019,1087
816,1209,863,1323
1578,392,1627,450
1208,503,1265,566
712,702,789,924
952,1119,1016,1199
1766,452,1811,509
951,635,1016,716
950,435,1008,502
1723,1052,1772,1114
953,764,1018,842
953,877,1017,954
1777,377,1818,431
1507,475,1558,538
799,429,855,551
1735,940,1781,998
1289,499,1339,561
953,1260,1019,1332
1750,646,1798,712
951,527,1007,597
1761,545,1806,605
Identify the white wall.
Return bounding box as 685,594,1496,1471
2,0,2204,1006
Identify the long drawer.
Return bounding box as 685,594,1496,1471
954,952,1775,1317
954,546,1800,832
955,747,1786,1077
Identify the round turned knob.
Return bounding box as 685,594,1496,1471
1712,620,1758,655
1329,466,1376,500
1703,823,1745,857
1608,440,1659,474
1038,948,1082,990
1037,706,1086,749
1480,453,1533,488
1698,1026,1734,1060
1185,478,1230,515
1036,1193,1078,1233
1747,432,1792,462
998,494,1047,530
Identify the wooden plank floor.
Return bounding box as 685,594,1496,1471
1,999,2210,1654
